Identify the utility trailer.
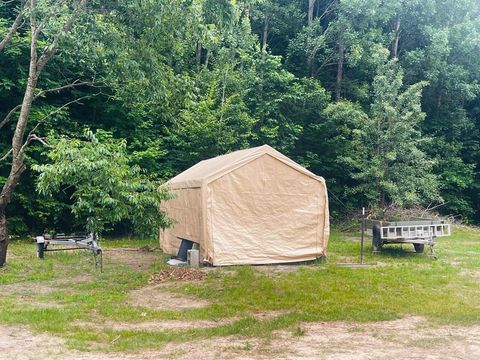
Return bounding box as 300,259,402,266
365,219,451,255
35,233,102,270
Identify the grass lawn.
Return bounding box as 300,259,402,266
0,226,479,353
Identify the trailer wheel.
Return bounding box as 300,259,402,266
414,243,424,253
372,225,383,252
37,242,45,259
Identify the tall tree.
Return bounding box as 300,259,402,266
0,0,89,266
308,0,316,26
342,60,439,211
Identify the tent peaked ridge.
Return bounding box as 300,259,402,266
167,144,323,189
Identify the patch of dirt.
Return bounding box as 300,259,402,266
459,269,480,282
344,235,361,242
444,258,463,267
159,316,480,360
73,319,230,332
153,336,266,360
128,284,210,311
0,275,92,309
0,325,264,360
450,240,480,246
1,282,57,296
255,264,304,275
74,311,286,333
148,268,207,284
2,317,480,359
0,325,69,360
1,274,92,292
266,316,480,360
103,249,161,270
333,256,360,264
251,310,287,320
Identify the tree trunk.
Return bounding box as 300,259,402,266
220,72,226,122
204,49,209,67
390,17,400,59
335,43,344,102
0,38,38,206
376,107,382,210
437,83,443,108
0,0,88,266
240,3,250,20
308,0,316,26
262,15,269,52
0,43,37,267
195,41,202,69
0,208,8,267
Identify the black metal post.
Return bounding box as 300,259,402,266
360,207,365,264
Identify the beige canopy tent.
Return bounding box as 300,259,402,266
159,145,329,266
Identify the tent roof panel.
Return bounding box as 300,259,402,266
167,144,324,189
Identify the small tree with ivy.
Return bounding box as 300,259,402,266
34,130,173,237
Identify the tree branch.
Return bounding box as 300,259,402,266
35,80,101,98
35,0,88,75
0,104,22,131
18,120,53,154
0,0,27,52
318,0,336,23
0,80,100,131
29,133,50,146
20,133,50,153
38,91,101,124
32,0,69,40
0,149,13,161
18,91,102,154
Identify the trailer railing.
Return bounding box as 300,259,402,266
380,223,451,240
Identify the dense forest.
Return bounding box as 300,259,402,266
1,0,479,240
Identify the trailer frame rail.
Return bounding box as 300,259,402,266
35,233,102,271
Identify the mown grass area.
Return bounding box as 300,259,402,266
0,227,479,352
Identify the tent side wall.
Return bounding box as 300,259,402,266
206,154,328,266
320,181,330,253
159,187,203,257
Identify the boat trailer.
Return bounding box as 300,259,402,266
35,233,102,270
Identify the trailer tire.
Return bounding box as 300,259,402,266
372,225,383,252
37,242,45,259
414,243,424,253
